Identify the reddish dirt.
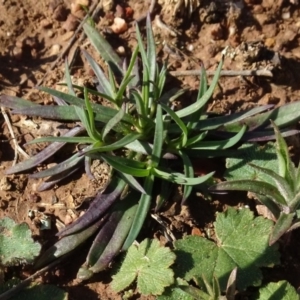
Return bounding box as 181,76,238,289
1,0,300,299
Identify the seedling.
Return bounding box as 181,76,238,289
210,121,300,245
1,16,300,278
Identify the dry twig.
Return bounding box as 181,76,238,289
169,69,273,78
1,107,29,166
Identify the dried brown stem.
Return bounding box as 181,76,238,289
169,69,273,78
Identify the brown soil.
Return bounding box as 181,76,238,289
1,0,300,299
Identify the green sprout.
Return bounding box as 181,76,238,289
210,121,300,245
1,16,300,278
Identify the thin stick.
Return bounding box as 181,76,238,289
1,107,30,165
0,257,65,300
169,69,273,78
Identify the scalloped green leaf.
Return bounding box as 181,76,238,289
174,208,280,291
258,280,299,300
157,278,194,300
111,239,175,295
224,143,278,185
0,217,41,266
0,280,68,300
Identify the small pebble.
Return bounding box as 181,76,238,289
116,46,126,55
282,11,291,20
12,47,23,60
187,44,194,52
15,38,25,49
50,44,61,55
111,17,128,34
47,30,55,38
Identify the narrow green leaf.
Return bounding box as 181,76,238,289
64,59,76,96
188,125,246,150
151,104,163,167
115,75,135,105
84,87,102,140
100,154,149,177
37,87,133,124
12,105,80,121
178,151,194,202
210,180,287,205
131,90,147,120
248,163,294,203
0,95,40,109
83,23,123,76
102,104,125,141
271,120,296,187
153,168,214,185
29,152,85,178
173,105,272,133
269,212,294,245
74,105,95,139
82,50,115,99
254,195,281,219
84,133,141,153
27,136,94,144
122,176,154,250
146,14,156,105
160,102,188,147
226,101,300,131
187,63,208,129
89,197,139,273
5,126,85,174
175,56,223,118
117,172,146,194
185,132,207,147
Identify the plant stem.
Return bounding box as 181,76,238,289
170,69,273,78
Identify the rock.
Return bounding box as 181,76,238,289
111,17,128,34
116,46,125,55
12,46,22,60
47,30,55,38
50,44,61,55
53,4,68,22
63,14,79,31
